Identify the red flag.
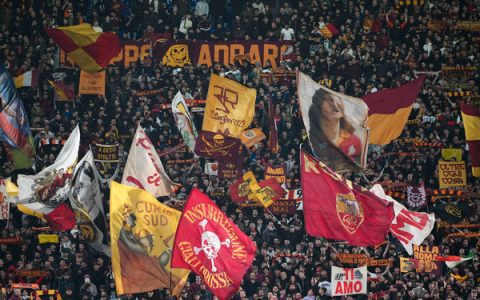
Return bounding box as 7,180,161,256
44,203,76,232
301,151,394,246
267,97,279,153
171,189,257,299
229,175,251,204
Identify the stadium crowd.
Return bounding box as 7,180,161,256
1,0,480,299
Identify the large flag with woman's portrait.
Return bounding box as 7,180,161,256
297,72,369,172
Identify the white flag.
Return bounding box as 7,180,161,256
172,91,198,156
17,126,80,211
122,125,178,197
69,151,110,256
204,161,218,176
370,184,435,255
331,266,367,296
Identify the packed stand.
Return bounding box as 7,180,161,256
0,0,480,299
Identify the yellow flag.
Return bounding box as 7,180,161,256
202,74,256,137
38,234,59,244
400,257,414,273
441,148,463,162
110,181,189,296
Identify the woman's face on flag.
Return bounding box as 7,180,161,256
320,94,343,121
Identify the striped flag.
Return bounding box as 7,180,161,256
363,76,425,145
460,102,480,176
45,23,121,73
436,252,475,268
13,69,39,88
49,80,75,101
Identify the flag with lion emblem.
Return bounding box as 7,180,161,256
110,181,190,295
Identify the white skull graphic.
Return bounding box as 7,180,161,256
194,219,230,272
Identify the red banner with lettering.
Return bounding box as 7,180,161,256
171,189,256,299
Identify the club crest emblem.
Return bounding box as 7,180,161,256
336,193,364,234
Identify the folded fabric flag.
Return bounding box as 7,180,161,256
44,203,76,232
363,76,425,145
436,252,475,268
301,151,394,246
49,80,75,101
14,69,39,88
45,23,121,72
460,102,480,176
319,23,339,39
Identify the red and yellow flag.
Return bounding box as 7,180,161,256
319,23,339,39
363,76,425,145
171,189,256,299
48,80,75,101
460,102,480,176
46,24,121,73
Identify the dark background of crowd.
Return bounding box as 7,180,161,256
1,0,480,299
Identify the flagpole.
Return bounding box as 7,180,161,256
264,207,288,230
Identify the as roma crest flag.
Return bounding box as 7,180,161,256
194,130,241,163
301,150,394,246
171,189,256,299
202,74,256,137
110,181,189,295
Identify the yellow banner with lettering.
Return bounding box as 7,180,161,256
110,181,189,296
202,74,256,137
438,161,467,189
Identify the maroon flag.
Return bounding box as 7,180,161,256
406,184,427,208
44,203,76,232
195,131,241,163
218,161,242,180
264,163,286,184
268,97,279,152
171,189,256,299
301,151,394,246
269,199,297,215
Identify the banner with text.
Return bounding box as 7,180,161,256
154,40,291,68
79,70,105,96
438,161,467,189
331,266,367,297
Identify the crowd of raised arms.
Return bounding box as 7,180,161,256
0,0,479,299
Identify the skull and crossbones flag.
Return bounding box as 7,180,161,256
194,130,241,163
171,189,257,299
